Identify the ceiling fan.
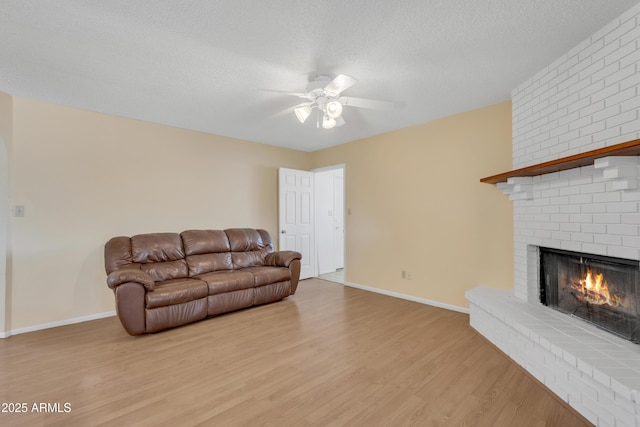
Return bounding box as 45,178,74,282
274,74,393,129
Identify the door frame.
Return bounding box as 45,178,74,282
0,136,8,337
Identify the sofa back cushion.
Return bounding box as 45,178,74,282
105,236,140,274
182,230,233,276
225,228,272,269
131,233,188,282
105,229,276,280
256,229,275,252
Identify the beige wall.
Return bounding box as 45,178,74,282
9,97,311,330
4,96,513,332
312,101,514,308
0,92,12,145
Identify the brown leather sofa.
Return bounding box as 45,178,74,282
104,228,302,335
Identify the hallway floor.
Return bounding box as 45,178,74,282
317,269,344,284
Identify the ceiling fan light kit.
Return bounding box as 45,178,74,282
294,105,311,123
322,116,337,129
326,100,342,119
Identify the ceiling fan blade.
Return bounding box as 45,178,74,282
339,96,394,110
335,116,346,127
324,74,357,96
259,89,307,98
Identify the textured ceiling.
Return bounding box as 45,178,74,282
1,1,638,152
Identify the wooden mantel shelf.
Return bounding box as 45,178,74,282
481,138,640,184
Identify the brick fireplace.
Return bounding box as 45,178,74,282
467,4,640,426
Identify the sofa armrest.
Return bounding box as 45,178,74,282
265,250,302,268
107,268,154,291
114,282,147,336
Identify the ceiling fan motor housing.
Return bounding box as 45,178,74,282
305,74,333,96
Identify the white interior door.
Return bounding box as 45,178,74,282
278,168,315,279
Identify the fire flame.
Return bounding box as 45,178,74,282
571,268,623,307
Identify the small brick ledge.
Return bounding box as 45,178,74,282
466,287,640,427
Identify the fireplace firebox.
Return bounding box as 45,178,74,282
540,247,640,343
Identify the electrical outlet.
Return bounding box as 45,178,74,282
14,205,24,217
401,270,406,279
406,271,412,280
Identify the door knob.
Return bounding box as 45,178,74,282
281,230,287,234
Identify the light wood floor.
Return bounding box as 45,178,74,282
0,279,591,427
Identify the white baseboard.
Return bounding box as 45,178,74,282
344,281,470,314
1,311,116,338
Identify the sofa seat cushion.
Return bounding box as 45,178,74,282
145,278,208,309
195,270,255,295
243,266,291,287
146,299,207,333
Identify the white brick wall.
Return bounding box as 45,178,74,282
513,3,640,170
469,4,640,426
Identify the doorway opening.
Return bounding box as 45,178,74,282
314,165,345,284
